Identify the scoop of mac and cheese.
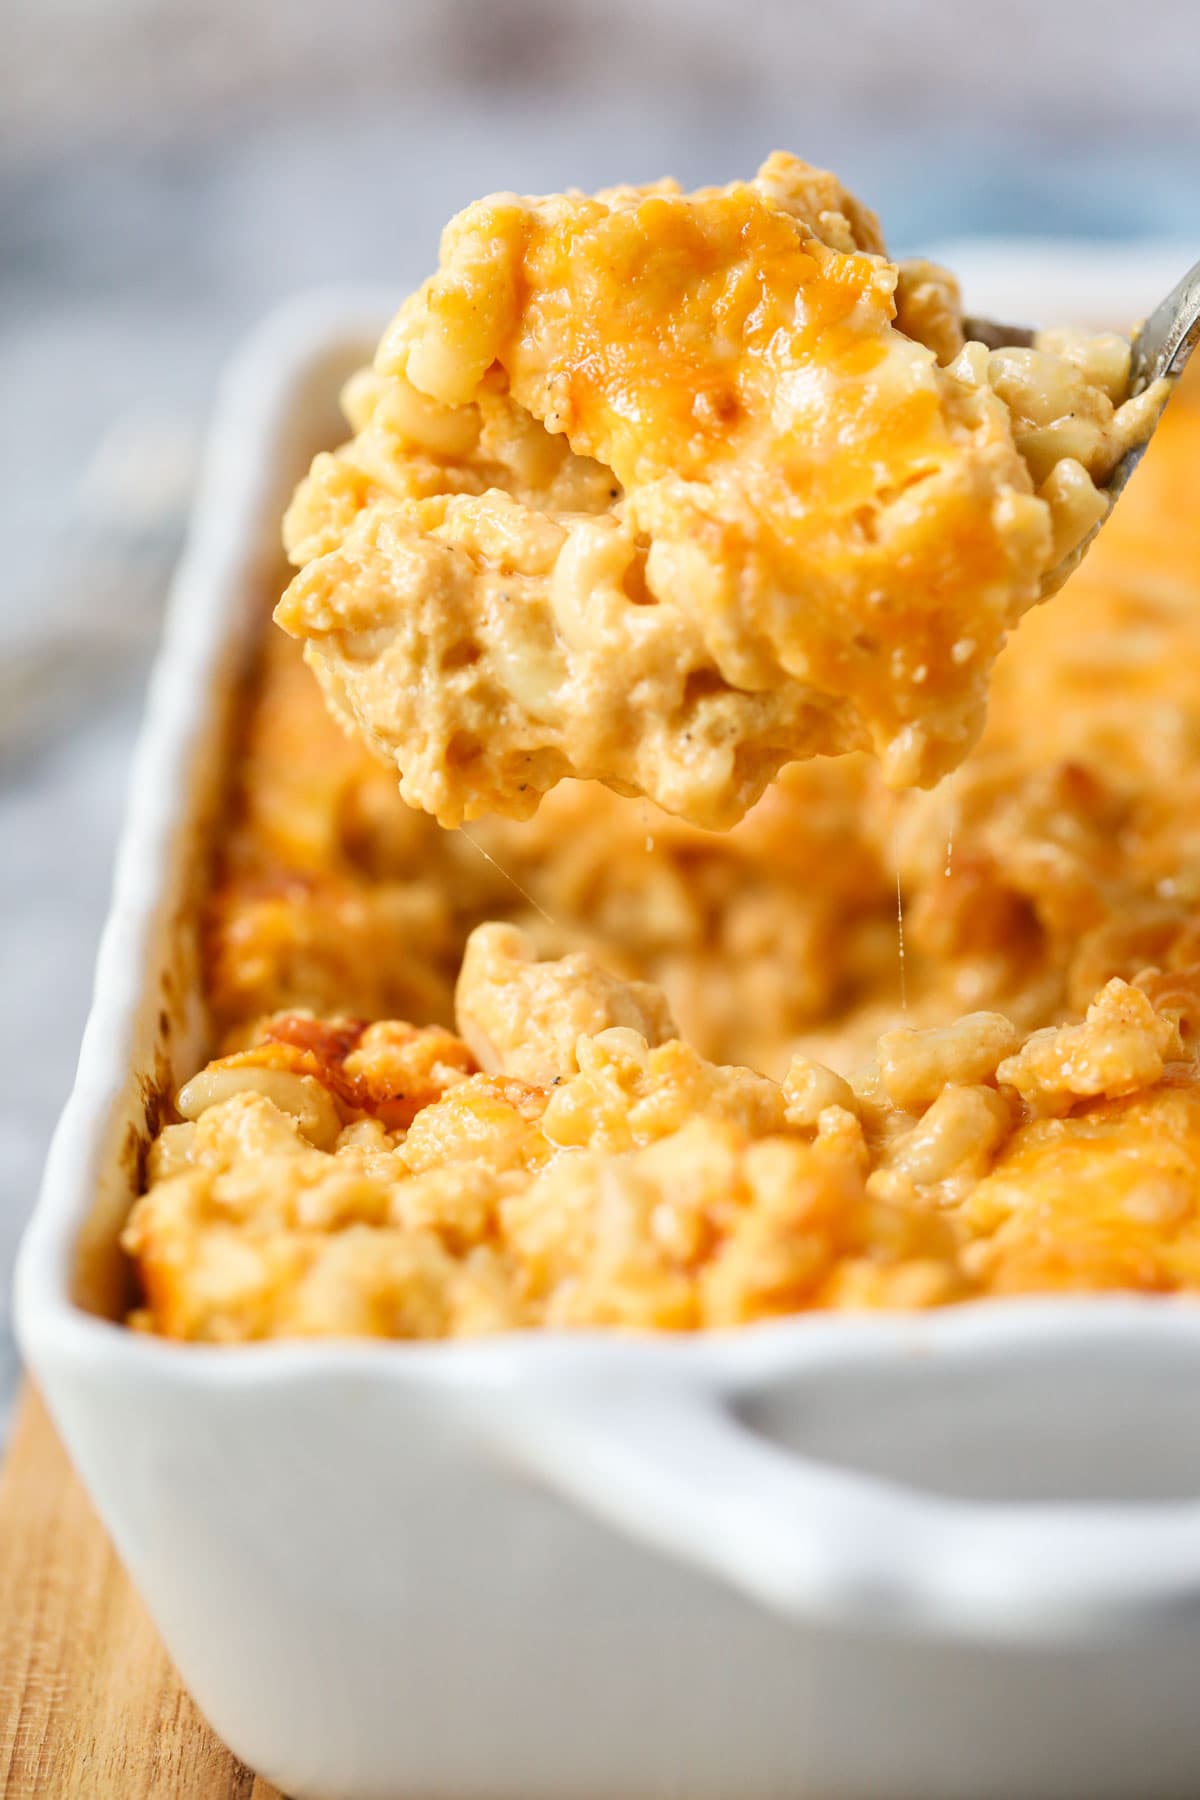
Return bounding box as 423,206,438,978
276,153,1163,828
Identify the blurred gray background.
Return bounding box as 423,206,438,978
3,0,1200,1417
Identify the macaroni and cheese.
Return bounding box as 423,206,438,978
122,170,1200,1343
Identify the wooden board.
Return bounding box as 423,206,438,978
0,1385,283,1800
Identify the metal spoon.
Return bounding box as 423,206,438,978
964,254,1200,528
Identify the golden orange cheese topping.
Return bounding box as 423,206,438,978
275,154,1164,828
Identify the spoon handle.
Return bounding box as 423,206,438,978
1130,257,1200,392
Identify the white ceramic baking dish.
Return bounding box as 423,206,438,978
17,254,1200,1800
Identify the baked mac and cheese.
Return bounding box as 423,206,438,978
123,168,1200,1342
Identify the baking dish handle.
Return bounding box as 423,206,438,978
502,1377,1200,1642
